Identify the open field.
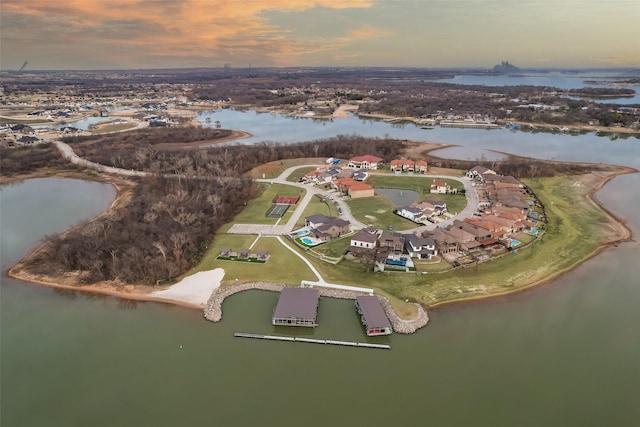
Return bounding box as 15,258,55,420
91,122,138,133
218,183,306,230
191,234,317,286
311,235,352,258
247,158,323,179
346,195,417,230
286,166,317,182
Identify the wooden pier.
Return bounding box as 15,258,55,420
234,333,390,350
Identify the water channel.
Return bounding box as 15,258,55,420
2,111,640,426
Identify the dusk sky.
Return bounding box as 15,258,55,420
2,0,639,70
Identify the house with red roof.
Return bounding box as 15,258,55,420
430,180,452,194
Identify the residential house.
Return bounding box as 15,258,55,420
414,160,428,174
378,231,405,255
389,159,404,172
396,206,427,223
347,155,383,170
305,215,351,241
430,180,452,194
427,228,460,254
466,165,496,181
404,234,438,259
348,182,374,198
445,226,476,245
17,135,40,144
349,228,379,250
413,199,447,217
312,219,351,241
352,170,369,181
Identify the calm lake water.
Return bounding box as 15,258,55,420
437,71,640,104
375,188,419,206
2,113,640,426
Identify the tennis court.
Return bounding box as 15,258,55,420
266,204,291,218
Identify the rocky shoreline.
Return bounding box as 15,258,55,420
203,282,429,334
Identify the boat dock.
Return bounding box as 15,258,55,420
234,333,391,350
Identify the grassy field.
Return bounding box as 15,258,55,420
91,122,138,134
220,183,306,228
247,158,323,179
312,235,352,258
286,166,317,182
346,195,417,230
191,234,317,285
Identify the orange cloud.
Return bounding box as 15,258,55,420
2,1,376,67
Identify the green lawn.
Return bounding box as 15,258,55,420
286,166,317,182
191,234,317,285
223,182,306,226
295,194,340,228
312,235,352,258
247,158,323,179
346,195,417,230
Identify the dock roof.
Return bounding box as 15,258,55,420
356,296,392,330
273,287,319,320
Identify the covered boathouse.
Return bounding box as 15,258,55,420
272,287,320,327
355,296,393,336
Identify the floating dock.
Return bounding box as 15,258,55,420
234,333,390,350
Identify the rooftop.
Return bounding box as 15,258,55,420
273,287,319,320
356,296,392,330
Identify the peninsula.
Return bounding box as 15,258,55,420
1,68,637,334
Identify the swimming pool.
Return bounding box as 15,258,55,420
301,237,314,245
510,239,522,247
294,229,310,237
529,227,538,235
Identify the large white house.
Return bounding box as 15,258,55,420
396,206,428,224
350,228,379,249
347,155,384,170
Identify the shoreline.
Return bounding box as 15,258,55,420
425,166,636,311
3,162,637,332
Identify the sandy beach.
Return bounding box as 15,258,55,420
151,268,225,306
